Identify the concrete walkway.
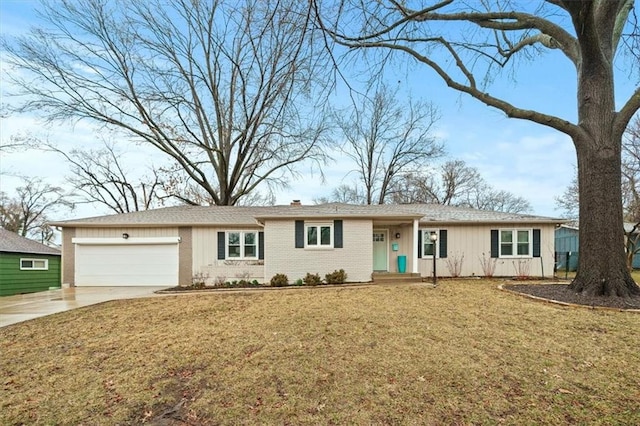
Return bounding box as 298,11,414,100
0,286,168,327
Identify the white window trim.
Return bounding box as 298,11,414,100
226,231,259,260
421,229,439,259
499,228,533,258
305,222,334,249
20,258,49,271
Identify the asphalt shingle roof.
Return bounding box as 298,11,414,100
0,228,61,255
49,203,565,228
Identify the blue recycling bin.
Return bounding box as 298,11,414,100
397,255,407,273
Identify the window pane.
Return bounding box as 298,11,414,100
228,232,241,257
517,230,529,243
501,231,513,243
244,245,256,257
244,233,255,245
426,243,435,256
33,260,46,268
501,244,513,256
516,231,529,255
307,226,317,245
21,260,32,268
423,231,437,256
424,242,434,256
228,245,241,257
320,226,331,245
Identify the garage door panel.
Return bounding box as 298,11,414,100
76,244,178,286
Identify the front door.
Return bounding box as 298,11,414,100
373,230,388,271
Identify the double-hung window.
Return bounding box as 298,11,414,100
20,258,49,270
306,223,333,248
500,229,531,257
227,231,258,259
421,229,439,258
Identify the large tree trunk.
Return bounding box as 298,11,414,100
567,2,640,298
569,136,640,297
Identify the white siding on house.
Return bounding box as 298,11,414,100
264,219,373,283
416,224,556,278
191,227,265,284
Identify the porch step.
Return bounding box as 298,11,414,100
372,272,423,284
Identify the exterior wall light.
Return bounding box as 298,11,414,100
122,233,130,239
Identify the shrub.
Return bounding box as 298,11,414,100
512,260,531,280
270,273,289,287
294,278,304,286
325,269,347,284
303,272,322,286
445,252,465,277
479,253,498,278
235,271,251,280
251,280,260,287
191,271,209,289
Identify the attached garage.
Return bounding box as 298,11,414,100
73,237,179,286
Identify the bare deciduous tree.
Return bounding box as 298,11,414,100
157,162,276,206
390,160,532,213
43,141,164,214
554,168,579,220
334,84,443,204
557,117,640,270
466,187,532,215
317,0,640,297
0,176,73,243
3,0,331,206
314,184,366,204
559,118,640,222
622,117,640,223
0,135,29,153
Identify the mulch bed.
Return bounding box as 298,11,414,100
504,283,640,310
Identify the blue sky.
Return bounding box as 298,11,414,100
1,1,637,219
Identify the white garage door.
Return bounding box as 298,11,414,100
75,243,178,286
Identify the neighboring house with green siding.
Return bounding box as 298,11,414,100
555,223,640,271
0,228,61,296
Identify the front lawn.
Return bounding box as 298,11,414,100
1,281,639,425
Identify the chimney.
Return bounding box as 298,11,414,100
290,199,301,206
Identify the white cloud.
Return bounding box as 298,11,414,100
467,131,575,216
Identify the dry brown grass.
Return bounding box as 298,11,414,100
2,280,639,425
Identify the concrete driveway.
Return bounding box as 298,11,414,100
0,286,168,327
